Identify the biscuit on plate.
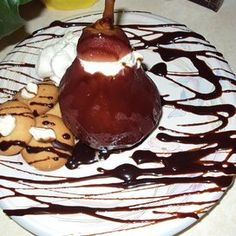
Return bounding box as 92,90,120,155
0,100,35,156
15,78,58,116
21,114,75,171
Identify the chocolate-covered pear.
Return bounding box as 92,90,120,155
59,0,162,150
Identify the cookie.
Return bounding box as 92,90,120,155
21,114,75,171
15,78,58,116
0,100,35,156
46,102,62,117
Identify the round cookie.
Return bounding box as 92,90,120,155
15,78,58,116
0,100,35,156
21,114,75,171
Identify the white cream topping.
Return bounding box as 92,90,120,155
36,32,78,86
29,127,56,142
79,51,143,76
37,30,143,83
0,115,16,136
21,82,38,99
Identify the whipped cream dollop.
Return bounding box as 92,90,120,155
79,51,143,76
0,115,16,136
21,82,38,99
29,127,56,142
37,31,143,83
36,32,78,86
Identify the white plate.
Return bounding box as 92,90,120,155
0,11,236,236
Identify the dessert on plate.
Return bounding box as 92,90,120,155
0,1,236,235
0,0,162,170
59,0,162,151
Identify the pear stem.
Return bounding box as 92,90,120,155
103,0,115,23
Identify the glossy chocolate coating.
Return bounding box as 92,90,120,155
77,18,132,62
59,60,161,150
59,10,161,150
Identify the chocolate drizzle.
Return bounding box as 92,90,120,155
0,12,236,236
0,140,27,152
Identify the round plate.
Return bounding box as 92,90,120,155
0,11,236,236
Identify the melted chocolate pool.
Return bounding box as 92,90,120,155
0,12,236,235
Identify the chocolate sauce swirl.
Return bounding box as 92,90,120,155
0,11,236,236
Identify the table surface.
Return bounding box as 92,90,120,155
0,0,235,235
